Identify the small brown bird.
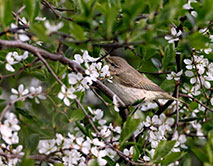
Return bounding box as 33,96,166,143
105,56,177,105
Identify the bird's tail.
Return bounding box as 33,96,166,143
160,92,188,106
160,92,178,101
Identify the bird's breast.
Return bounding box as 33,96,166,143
103,80,163,105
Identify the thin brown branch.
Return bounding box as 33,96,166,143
35,51,64,85
173,52,181,137
76,99,148,166
0,152,57,163
0,26,29,37
90,87,109,107
140,70,171,75
0,39,126,107
0,58,39,80
0,93,32,122
42,0,74,22
179,93,213,112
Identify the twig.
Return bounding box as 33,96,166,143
179,93,213,112
173,52,181,137
42,0,74,22
35,51,64,86
13,5,26,40
0,26,29,37
0,58,39,80
96,48,114,63
76,99,149,166
140,71,171,75
90,87,109,107
0,93,32,122
0,152,57,163
0,39,126,108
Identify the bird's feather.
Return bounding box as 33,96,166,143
114,64,165,92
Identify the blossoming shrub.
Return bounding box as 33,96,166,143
0,0,213,165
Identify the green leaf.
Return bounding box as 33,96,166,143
132,146,140,161
153,140,176,161
204,163,213,166
151,58,162,70
182,154,191,166
70,23,85,40
3,0,13,26
69,109,85,121
188,32,210,49
163,45,175,69
26,134,40,153
32,0,40,21
24,0,34,20
160,152,184,165
147,0,160,12
191,147,209,162
105,4,118,39
119,117,140,146
54,164,64,166
20,151,34,166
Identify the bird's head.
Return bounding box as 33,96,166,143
105,56,128,74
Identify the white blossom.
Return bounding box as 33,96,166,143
62,149,81,165
166,70,183,81
165,27,182,43
91,147,107,166
209,97,213,106
29,86,46,104
38,139,57,155
5,51,29,72
44,21,64,34
10,84,29,100
0,113,20,145
113,95,120,112
85,63,99,81
141,102,158,111
35,16,46,21
68,72,92,91
58,85,76,106
123,146,133,156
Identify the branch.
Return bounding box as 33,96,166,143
76,99,149,166
179,93,213,112
35,51,64,85
0,58,39,80
0,26,29,37
173,52,181,137
0,93,32,122
0,152,57,163
0,39,126,107
41,0,74,22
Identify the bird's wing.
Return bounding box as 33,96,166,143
115,67,165,92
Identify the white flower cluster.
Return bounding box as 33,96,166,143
167,70,183,81
183,0,198,17
11,17,30,42
5,51,29,72
142,114,186,161
184,55,213,90
58,51,110,106
165,27,182,44
0,112,24,165
88,107,121,140
10,84,46,104
37,107,122,166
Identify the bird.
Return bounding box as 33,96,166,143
104,56,178,106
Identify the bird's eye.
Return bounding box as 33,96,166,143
110,63,116,67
